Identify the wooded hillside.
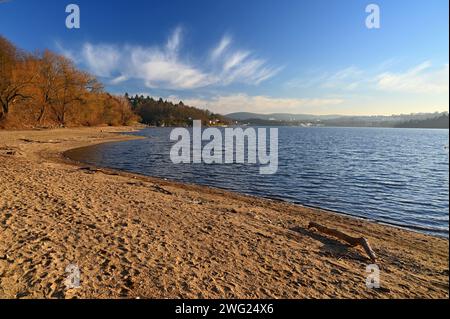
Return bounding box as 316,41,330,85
128,94,230,127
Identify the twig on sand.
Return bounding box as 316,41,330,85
20,138,62,144
308,222,377,262
78,167,119,176
151,184,173,195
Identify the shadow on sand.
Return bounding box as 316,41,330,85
290,226,366,261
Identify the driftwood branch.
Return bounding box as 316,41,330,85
308,222,377,262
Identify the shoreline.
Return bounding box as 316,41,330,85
63,129,449,239
0,126,448,298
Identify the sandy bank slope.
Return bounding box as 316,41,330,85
0,127,448,299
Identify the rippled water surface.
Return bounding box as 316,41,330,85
70,127,449,237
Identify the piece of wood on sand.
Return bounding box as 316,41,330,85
308,222,377,263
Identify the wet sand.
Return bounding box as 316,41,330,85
0,127,448,299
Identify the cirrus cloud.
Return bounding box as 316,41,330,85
59,28,282,90
376,61,449,94
286,61,449,95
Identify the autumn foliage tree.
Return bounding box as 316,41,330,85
0,35,139,129
0,36,36,122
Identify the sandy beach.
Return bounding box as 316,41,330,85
0,127,448,299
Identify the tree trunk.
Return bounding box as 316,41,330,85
0,100,9,119
37,105,46,123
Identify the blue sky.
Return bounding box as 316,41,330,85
0,0,448,115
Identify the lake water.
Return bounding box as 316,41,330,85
68,127,449,237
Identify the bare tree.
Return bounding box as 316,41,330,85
34,50,60,124
0,47,35,120
50,58,90,126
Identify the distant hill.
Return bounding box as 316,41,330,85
227,111,449,128
396,113,449,129
226,112,340,121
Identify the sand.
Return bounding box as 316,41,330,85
0,126,448,299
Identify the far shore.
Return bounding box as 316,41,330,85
0,126,448,299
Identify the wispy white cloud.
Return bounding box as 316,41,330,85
376,61,449,94
81,43,121,78
223,51,250,71
127,44,215,89
165,93,344,114
54,41,79,63
286,61,449,95
321,66,364,90
210,35,231,61
110,74,128,85
285,66,364,91
166,26,182,56
59,28,281,90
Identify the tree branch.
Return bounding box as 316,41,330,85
308,222,377,262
